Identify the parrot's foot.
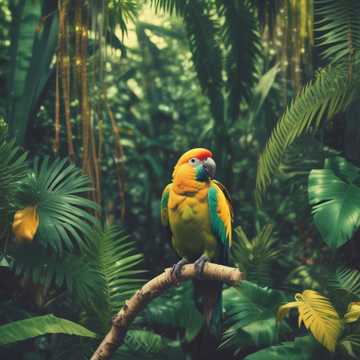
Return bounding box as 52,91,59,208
194,254,209,278
171,258,188,282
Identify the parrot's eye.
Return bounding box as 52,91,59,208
189,158,200,166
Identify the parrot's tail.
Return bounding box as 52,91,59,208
191,279,223,357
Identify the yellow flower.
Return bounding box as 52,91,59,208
12,207,39,242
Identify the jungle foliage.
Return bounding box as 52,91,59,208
1,0,360,359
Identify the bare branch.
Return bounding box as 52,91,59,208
90,262,244,360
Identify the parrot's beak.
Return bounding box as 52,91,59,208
203,157,216,179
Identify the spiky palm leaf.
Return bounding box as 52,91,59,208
232,225,281,287
328,267,360,299
149,0,186,16
0,136,27,235
316,0,360,64
85,225,145,333
256,61,360,203
11,244,103,307
106,0,139,35
183,1,224,127
15,157,98,253
216,0,260,120
114,330,184,360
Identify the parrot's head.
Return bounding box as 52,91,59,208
172,148,216,188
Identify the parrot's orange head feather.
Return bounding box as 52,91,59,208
175,148,213,167
172,148,215,187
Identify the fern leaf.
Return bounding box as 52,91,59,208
232,225,281,286
216,0,260,120
255,62,359,203
149,0,186,16
183,1,224,126
316,0,360,63
328,267,360,298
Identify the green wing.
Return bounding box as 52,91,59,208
160,183,172,227
208,181,232,264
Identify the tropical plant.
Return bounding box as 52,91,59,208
0,314,96,346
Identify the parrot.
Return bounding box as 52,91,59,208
160,148,233,349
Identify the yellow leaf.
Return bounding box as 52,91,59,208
12,207,39,242
277,301,299,322
296,290,342,352
344,302,360,323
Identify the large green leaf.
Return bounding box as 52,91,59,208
222,281,287,353
7,1,58,144
15,157,99,253
308,156,360,248
0,314,96,346
245,336,328,360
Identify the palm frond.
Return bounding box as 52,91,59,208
328,267,360,299
183,1,224,127
232,225,281,286
115,330,184,360
11,244,103,307
106,0,139,36
316,0,360,64
0,136,27,236
255,61,360,203
216,0,260,120
85,225,145,333
15,157,99,254
149,0,186,16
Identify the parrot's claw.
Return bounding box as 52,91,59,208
194,254,209,278
171,258,188,283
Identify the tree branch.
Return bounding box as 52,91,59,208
90,262,244,360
